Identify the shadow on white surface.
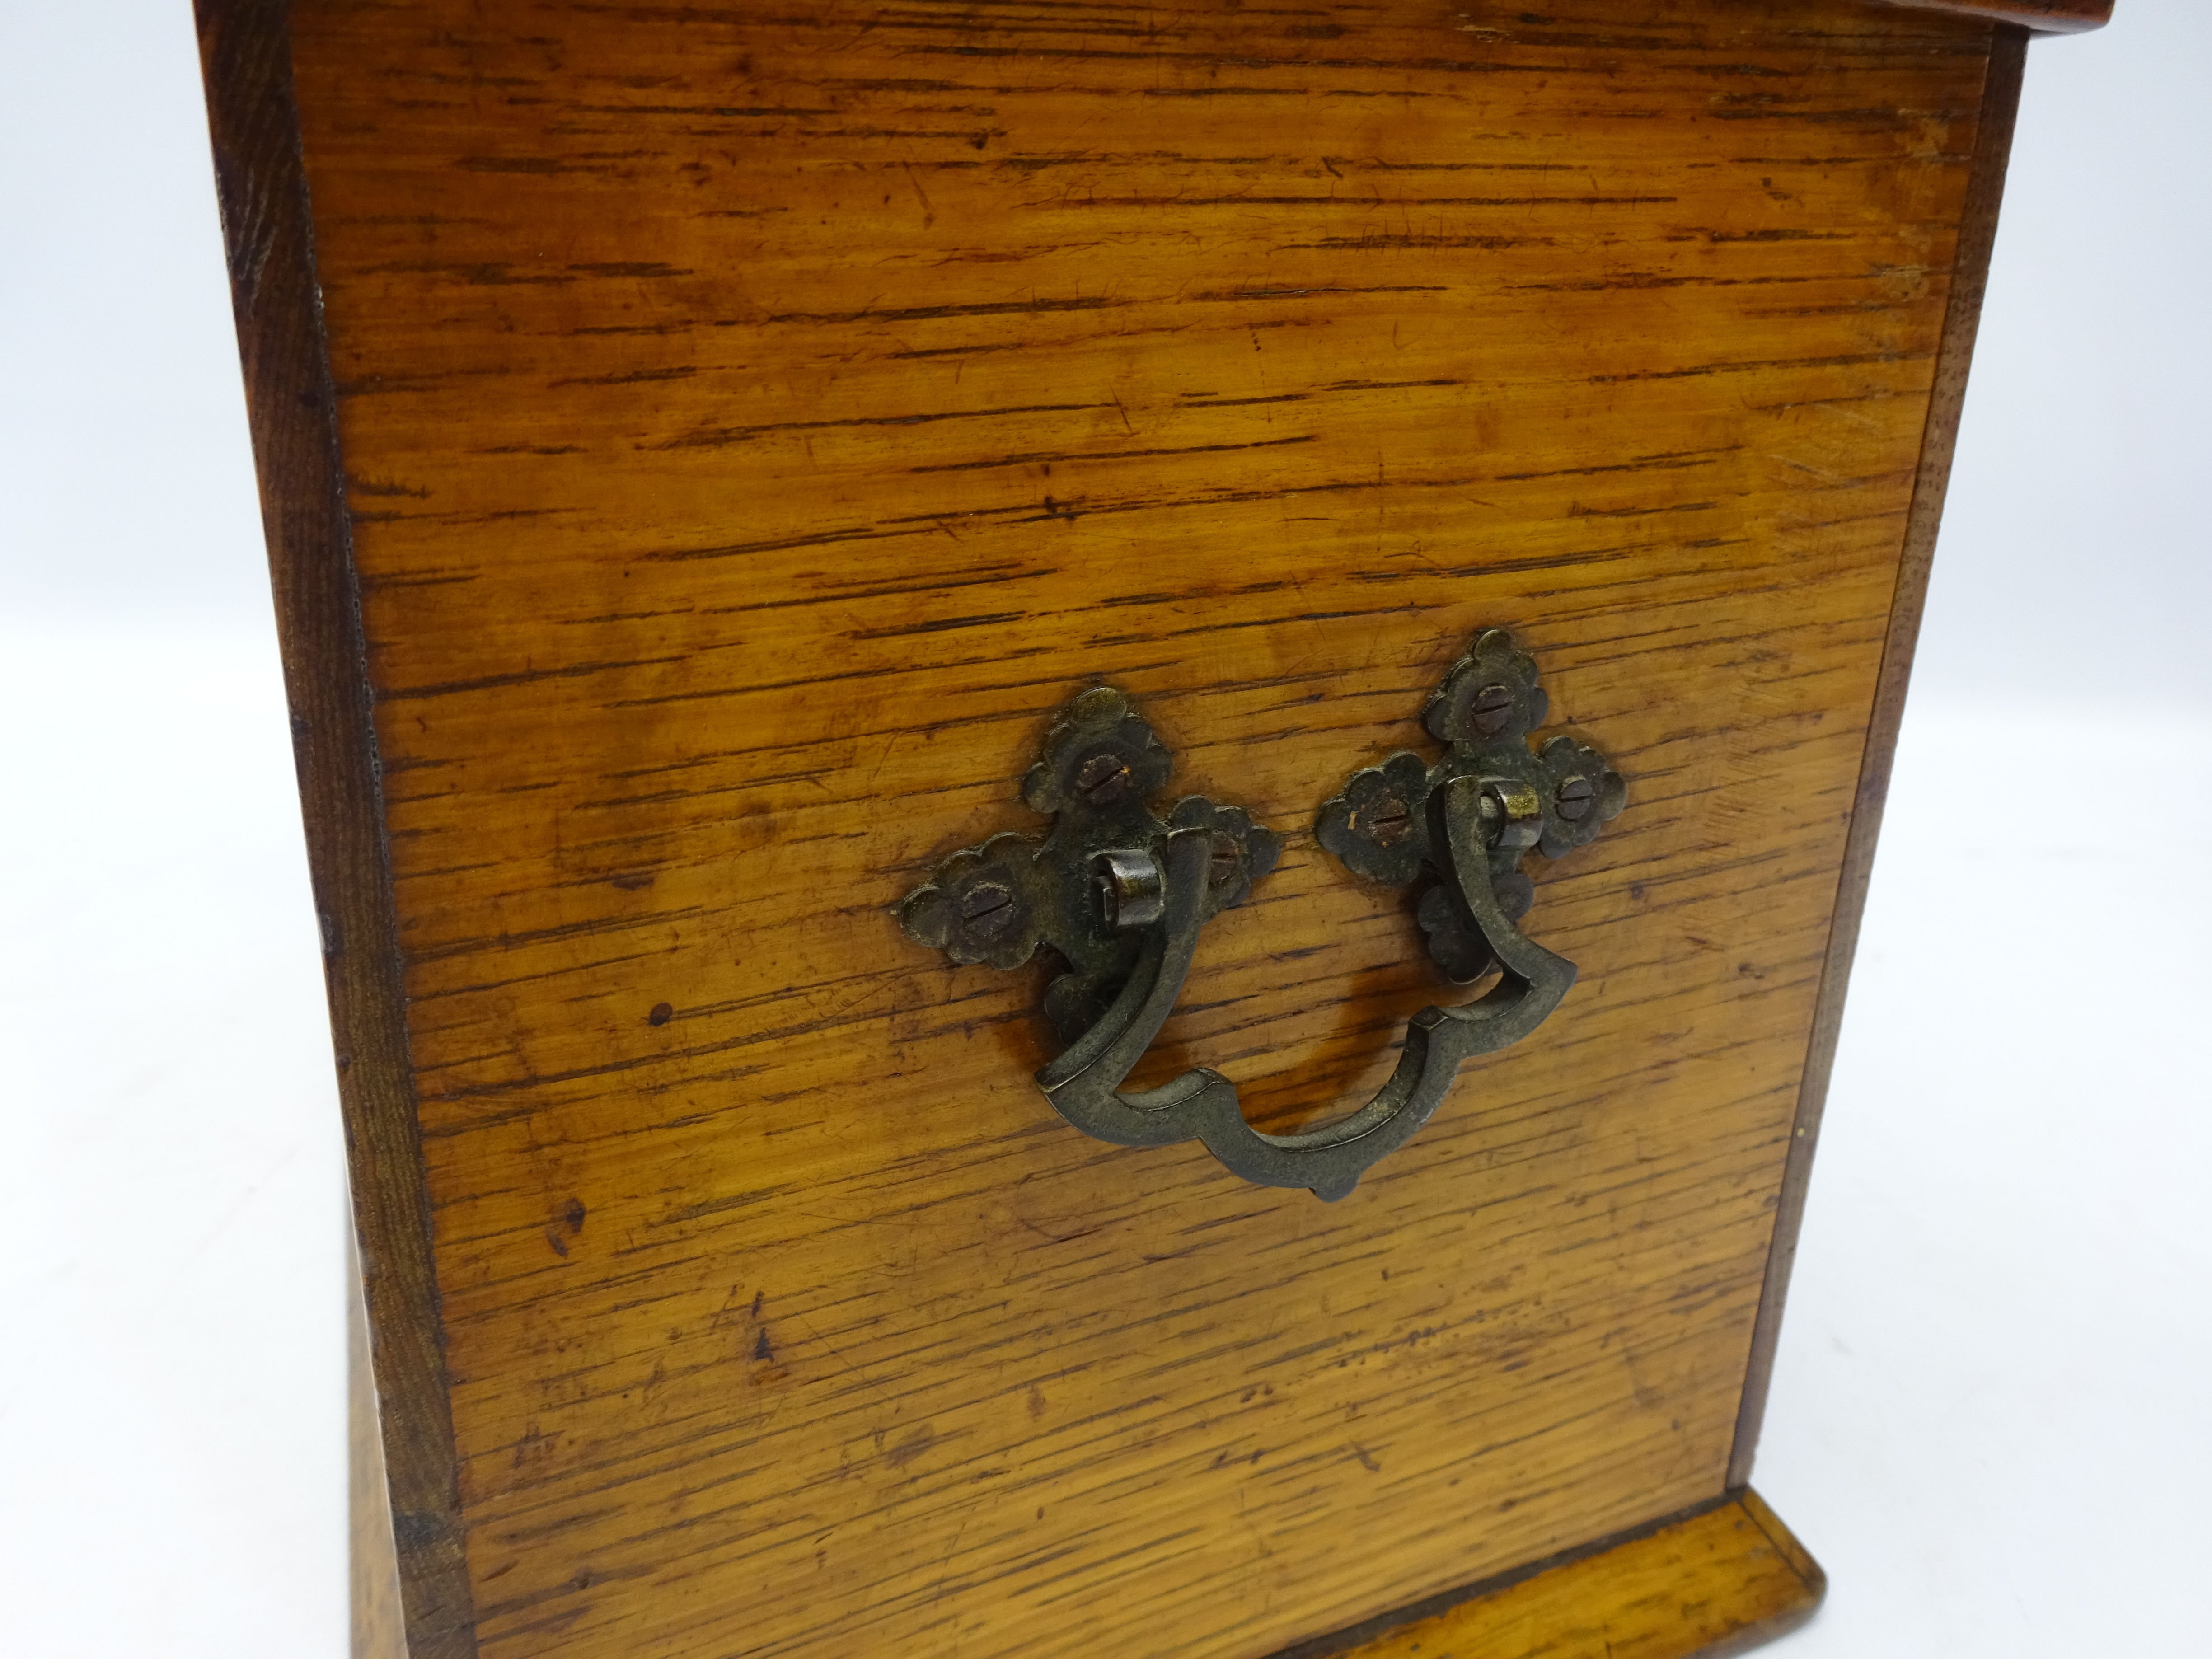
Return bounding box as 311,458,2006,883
0,625,344,1659
1759,708,2212,1656
1761,12,2212,1649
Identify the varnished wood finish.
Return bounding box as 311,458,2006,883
194,4,476,1654
204,1,2046,1655
1302,1489,1822,1659
1884,0,2110,33
1727,23,2027,1490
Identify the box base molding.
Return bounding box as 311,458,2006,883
1276,1490,1824,1659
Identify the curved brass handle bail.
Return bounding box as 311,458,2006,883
1036,778,1575,1202
896,631,1623,1201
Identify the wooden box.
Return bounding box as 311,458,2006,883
195,2,2110,1655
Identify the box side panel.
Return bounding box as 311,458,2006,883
1727,23,2029,1488
193,3,479,1654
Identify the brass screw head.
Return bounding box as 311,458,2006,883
1208,832,1241,888
958,879,1020,939
1364,790,1412,845
1469,682,1515,736
1074,750,1133,806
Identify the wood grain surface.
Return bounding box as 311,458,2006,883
195,2,478,1652
1293,1488,1823,1659
218,1,2019,1655
1882,0,2110,33
1727,21,2027,1491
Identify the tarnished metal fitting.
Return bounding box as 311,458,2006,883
1091,849,1164,932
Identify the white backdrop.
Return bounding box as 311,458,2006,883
1,4,2204,1655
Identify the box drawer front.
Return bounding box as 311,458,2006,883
276,2,1999,1654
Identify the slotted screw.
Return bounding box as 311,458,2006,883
959,879,1019,940
1074,750,1133,806
1208,833,1241,888
1468,682,1516,737
1365,791,1412,845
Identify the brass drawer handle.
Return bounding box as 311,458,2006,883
897,632,1623,1201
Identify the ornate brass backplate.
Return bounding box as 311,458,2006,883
898,630,1624,1200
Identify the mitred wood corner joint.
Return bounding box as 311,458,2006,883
1883,0,2114,31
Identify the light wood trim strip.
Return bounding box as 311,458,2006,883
1275,1490,1825,1659
192,3,478,1653
350,1224,408,1659
1725,23,2032,1490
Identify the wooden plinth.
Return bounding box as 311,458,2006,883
1310,1491,1823,1659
